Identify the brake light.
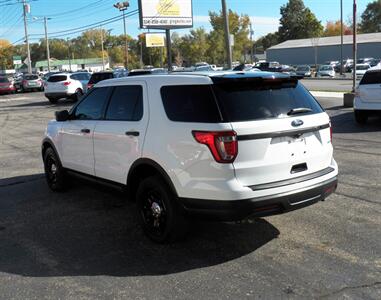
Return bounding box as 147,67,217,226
87,83,93,89
63,81,71,86
192,130,238,163
22,80,27,85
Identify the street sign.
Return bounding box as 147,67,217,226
229,34,234,47
13,56,22,65
138,0,193,29
145,33,165,47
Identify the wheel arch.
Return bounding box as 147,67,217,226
41,138,62,165
127,158,178,201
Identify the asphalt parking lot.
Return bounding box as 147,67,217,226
0,91,380,299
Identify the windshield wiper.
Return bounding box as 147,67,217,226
287,107,312,115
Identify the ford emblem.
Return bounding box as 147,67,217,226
291,119,304,127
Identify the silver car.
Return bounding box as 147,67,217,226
316,65,335,78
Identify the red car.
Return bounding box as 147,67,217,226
0,77,16,94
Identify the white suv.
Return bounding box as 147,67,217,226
44,72,91,103
42,72,338,242
354,66,381,124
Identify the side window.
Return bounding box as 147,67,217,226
105,85,143,121
360,71,381,85
73,87,110,120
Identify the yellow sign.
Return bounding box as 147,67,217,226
145,33,165,47
156,0,180,16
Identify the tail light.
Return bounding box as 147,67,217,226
192,130,238,163
329,121,333,142
63,81,71,86
22,80,27,85
87,83,93,89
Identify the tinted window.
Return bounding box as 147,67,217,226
360,71,381,85
24,75,38,80
213,81,323,122
74,87,110,120
161,85,221,123
48,75,67,82
88,73,114,84
105,86,143,121
0,77,9,83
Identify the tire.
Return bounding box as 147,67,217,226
43,147,68,192
72,89,83,102
136,175,188,243
47,97,58,104
354,110,368,124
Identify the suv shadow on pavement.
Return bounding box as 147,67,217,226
0,174,280,277
3,99,75,109
329,110,381,134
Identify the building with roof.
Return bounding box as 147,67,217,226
34,58,109,72
266,32,381,66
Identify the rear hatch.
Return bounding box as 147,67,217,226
358,70,381,103
24,75,40,87
46,75,68,92
212,75,333,187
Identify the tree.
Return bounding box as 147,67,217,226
255,32,279,51
323,20,353,37
176,28,210,65
278,0,323,42
207,9,251,65
359,0,381,33
0,39,13,69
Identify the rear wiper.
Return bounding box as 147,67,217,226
287,107,312,115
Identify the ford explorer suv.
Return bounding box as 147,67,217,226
354,66,381,124
42,72,338,243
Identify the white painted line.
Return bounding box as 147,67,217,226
310,91,344,99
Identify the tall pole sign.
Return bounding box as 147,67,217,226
138,0,193,71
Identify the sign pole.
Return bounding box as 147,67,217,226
166,29,172,71
352,0,357,92
221,0,232,69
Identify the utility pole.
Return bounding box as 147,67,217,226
100,28,105,70
221,0,232,69
22,0,32,73
44,17,51,72
114,2,130,69
250,23,254,64
340,0,343,75
67,38,72,72
352,0,357,92
165,29,172,71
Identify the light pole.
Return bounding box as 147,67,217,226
250,22,254,64
33,16,51,72
340,0,343,75
113,1,129,69
221,0,232,69
352,0,357,92
100,28,105,70
22,0,32,73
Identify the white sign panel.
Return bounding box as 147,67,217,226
138,0,193,29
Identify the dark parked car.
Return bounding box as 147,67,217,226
87,71,127,90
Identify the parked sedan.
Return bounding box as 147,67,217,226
295,65,312,77
19,74,43,92
0,76,16,94
316,65,335,78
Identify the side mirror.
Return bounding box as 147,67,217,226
55,110,70,122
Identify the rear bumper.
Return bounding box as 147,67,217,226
354,97,381,111
45,92,73,99
179,176,338,221
0,87,15,93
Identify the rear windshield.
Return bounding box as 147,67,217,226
360,71,381,85
356,65,369,70
48,75,67,82
0,77,9,83
161,80,323,123
88,73,114,84
24,75,38,80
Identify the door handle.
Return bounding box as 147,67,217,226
125,131,139,137
81,128,90,133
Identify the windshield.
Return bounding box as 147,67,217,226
319,66,333,71
297,67,309,71
212,80,323,122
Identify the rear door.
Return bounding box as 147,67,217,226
60,87,111,174
358,70,381,103
213,78,333,187
93,82,148,184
